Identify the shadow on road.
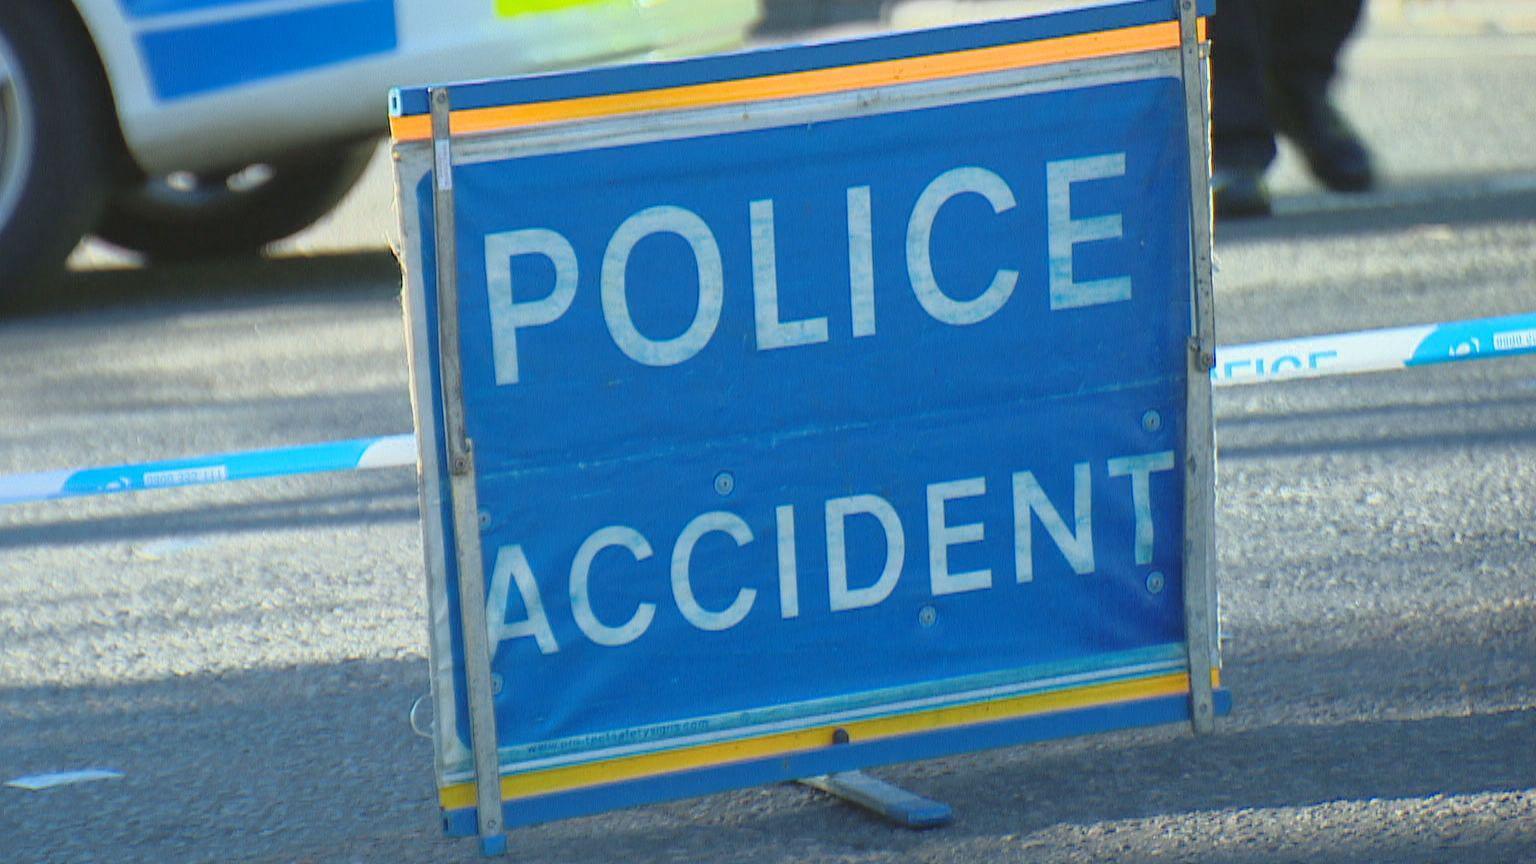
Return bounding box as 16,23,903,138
0,473,419,551
1215,359,1536,461
1217,171,1536,244
5,251,402,320
1,646,1530,863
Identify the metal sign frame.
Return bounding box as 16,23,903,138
392,0,1221,852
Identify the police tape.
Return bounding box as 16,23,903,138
2,311,1534,508
1212,310,1536,385
0,434,416,507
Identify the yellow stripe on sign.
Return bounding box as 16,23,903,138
390,19,1206,142
495,0,611,18
439,670,1212,811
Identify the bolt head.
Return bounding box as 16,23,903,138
714,471,735,496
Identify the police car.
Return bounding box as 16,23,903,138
0,0,761,293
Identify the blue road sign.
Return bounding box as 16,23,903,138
392,0,1222,842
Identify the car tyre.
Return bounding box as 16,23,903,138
93,143,378,261
0,0,112,303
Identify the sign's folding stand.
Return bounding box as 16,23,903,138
426,88,509,856
799,727,952,828
800,772,954,829
392,0,1222,854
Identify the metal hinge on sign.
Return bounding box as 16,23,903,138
1191,338,1216,372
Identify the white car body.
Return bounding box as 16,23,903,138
69,0,762,176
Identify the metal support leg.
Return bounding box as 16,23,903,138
799,772,952,829
431,86,508,855
1178,0,1221,736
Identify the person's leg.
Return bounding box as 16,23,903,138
1266,0,1373,190
1210,0,1277,216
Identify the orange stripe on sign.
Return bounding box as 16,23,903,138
391,19,1205,141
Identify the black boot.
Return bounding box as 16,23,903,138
1272,82,1374,192
1213,167,1272,219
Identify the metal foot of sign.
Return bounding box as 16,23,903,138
478,834,509,858
798,772,953,829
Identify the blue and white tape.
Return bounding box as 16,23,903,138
0,434,415,507
2,312,1534,508
1212,310,1536,386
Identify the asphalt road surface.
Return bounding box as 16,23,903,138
3,12,1535,864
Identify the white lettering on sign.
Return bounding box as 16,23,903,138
1013,462,1095,583
907,166,1020,326
1107,451,1176,565
672,511,757,631
485,451,1175,656
601,205,725,367
1047,153,1133,310
752,199,831,351
776,504,801,619
483,156,1132,386
485,228,580,386
487,545,560,655
826,493,906,612
570,526,655,648
847,186,877,339
928,476,991,596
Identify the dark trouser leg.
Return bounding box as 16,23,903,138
1210,0,1276,171
1265,0,1374,190
1266,0,1365,104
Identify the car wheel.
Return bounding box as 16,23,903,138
93,143,378,261
0,0,111,301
